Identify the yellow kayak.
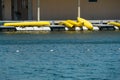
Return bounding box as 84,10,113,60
66,20,83,27
59,21,74,28
4,21,50,27
77,17,93,30
108,21,120,27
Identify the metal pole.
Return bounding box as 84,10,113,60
78,0,80,17
37,0,40,21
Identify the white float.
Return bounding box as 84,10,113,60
93,27,99,31
82,26,88,31
16,27,51,31
75,27,81,31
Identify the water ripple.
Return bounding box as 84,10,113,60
0,31,120,80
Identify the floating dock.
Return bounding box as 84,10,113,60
0,26,16,32
0,25,119,32
0,20,120,32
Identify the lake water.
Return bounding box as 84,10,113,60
0,31,120,80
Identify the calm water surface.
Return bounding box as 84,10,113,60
0,31,120,80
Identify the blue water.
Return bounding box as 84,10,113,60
0,31,120,80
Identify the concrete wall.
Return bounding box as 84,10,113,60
32,0,78,20
0,0,2,20
80,0,120,20
4,0,12,20
3,0,120,20
32,0,37,20
41,0,77,20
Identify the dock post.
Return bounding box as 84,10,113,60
37,0,40,21
78,0,80,17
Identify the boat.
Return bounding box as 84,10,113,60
108,21,120,27
77,17,93,30
4,21,50,27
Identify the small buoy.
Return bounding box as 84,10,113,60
93,27,99,31
114,26,119,30
16,50,19,53
75,27,81,31
65,27,69,31
83,26,88,31
87,49,90,51
50,50,54,52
